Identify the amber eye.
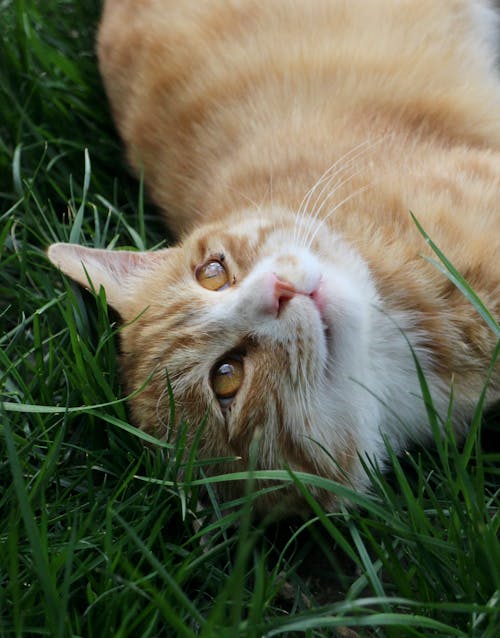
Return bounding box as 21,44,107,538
211,357,244,408
196,259,229,291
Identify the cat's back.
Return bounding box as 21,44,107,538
98,1,500,238
98,0,500,147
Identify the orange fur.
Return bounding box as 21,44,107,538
49,0,499,513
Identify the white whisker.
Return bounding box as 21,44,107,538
300,166,367,247
294,135,387,246
307,183,373,249
225,185,264,213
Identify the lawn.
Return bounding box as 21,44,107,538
0,1,499,636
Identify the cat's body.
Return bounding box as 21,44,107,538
49,0,500,511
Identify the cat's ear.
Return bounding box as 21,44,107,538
47,243,170,317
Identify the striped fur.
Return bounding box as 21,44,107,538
49,0,499,513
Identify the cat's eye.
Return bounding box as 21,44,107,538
211,357,244,408
196,259,229,291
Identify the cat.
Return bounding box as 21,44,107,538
48,0,500,513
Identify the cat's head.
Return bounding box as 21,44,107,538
49,206,381,511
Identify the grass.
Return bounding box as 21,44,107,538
0,1,499,636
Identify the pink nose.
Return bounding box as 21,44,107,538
273,275,296,314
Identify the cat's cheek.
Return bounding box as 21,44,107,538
316,269,375,361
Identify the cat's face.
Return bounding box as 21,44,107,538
49,206,380,509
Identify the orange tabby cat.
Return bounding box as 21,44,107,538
49,0,500,512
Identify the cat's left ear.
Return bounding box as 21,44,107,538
48,243,171,317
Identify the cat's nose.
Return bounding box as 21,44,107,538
254,273,296,317
273,274,296,315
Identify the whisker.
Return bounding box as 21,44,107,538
300,165,367,247
306,183,373,249
297,137,375,219
294,135,387,247
225,185,264,213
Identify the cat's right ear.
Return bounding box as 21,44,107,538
47,243,171,318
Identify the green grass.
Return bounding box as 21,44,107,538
1,1,499,636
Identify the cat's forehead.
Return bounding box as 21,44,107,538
184,212,285,264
